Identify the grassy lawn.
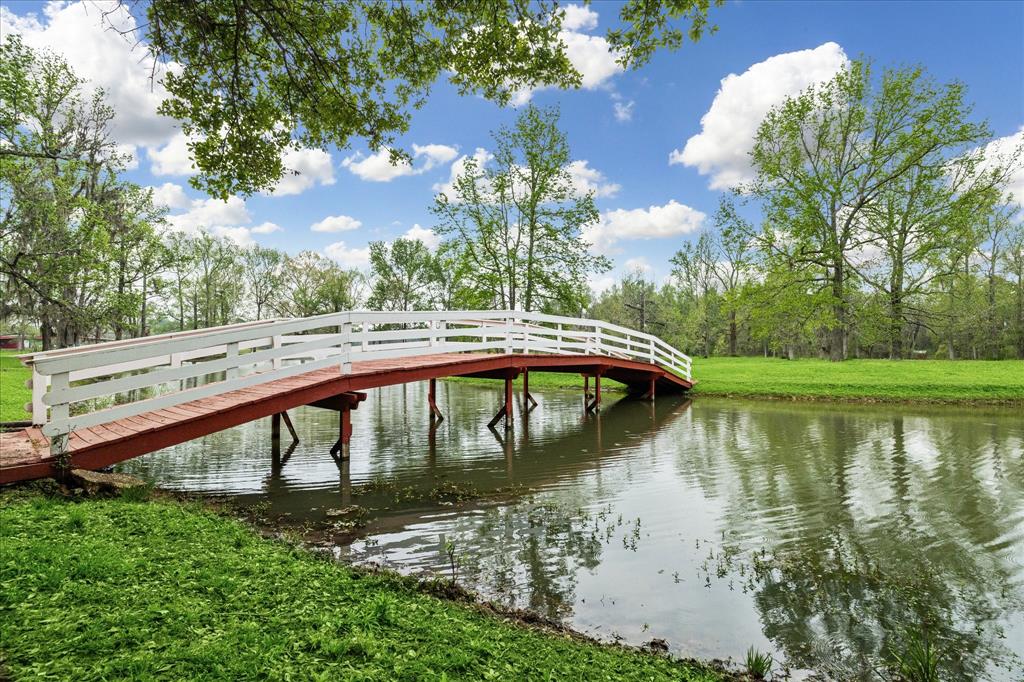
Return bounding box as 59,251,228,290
0,349,30,422
0,491,728,681
689,356,1024,403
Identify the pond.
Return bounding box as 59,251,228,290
117,381,1024,680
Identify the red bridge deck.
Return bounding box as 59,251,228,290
0,353,691,484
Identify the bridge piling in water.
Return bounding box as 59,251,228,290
586,373,603,414
522,369,537,409
428,378,444,423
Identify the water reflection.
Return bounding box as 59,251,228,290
118,384,1024,680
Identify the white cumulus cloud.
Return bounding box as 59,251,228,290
149,182,191,210
670,42,849,190
402,224,442,250
269,148,336,196
162,195,280,244
342,143,459,182
623,257,653,274
583,200,706,254
613,98,635,123
311,215,363,233
979,126,1024,203
324,241,371,269
432,147,495,197
149,132,196,176
511,5,622,106
1,1,179,148
251,222,283,235
562,4,598,31
566,160,620,198
166,196,251,234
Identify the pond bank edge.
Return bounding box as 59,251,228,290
1,481,743,681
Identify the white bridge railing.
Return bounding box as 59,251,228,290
18,310,693,454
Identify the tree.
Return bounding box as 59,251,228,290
0,37,155,348
108,0,721,197
695,197,752,355
672,233,721,357
1005,211,1024,358
165,232,198,330
276,251,363,318
432,105,609,312
367,238,437,312
749,61,995,360
241,245,284,320
103,185,169,339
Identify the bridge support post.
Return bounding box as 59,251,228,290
271,411,299,457
586,373,602,413
642,376,656,401
428,378,444,423
487,372,515,431
522,369,537,410
331,404,352,460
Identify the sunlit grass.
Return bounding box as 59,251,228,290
0,349,30,422
690,356,1024,403
0,492,727,681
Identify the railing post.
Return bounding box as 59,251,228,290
341,320,353,374
226,341,239,380
271,335,282,370
556,324,563,354
429,320,437,349
438,320,446,346
48,371,70,457
30,366,47,426
593,324,601,356
361,322,368,354
505,316,513,355
649,338,656,364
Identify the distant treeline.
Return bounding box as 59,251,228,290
2,37,1021,359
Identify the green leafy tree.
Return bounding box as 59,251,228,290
433,105,609,312
123,0,722,198
367,238,437,312
241,245,285,320
275,251,363,318
672,233,722,357
0,37,154,348
749,61,995,360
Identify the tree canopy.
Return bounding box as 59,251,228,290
120,0,721,198
432,104,609,313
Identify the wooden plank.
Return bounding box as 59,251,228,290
72,427,108,446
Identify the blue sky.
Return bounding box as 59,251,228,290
3,0,1023,291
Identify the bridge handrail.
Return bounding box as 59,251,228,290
19,310,692,448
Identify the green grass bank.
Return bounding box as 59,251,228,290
0,349,30,422
0,491,728,681
450,356,1024,403
688,356,1024,403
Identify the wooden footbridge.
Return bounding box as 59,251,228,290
0,311,693,484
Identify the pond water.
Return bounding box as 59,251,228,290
117,382,1024,680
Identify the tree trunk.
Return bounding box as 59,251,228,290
889,293,904,360
829,262,846,362
728,309,737,356
139,272,148,338
41,317,52,352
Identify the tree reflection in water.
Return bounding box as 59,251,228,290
682,403,1024,680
